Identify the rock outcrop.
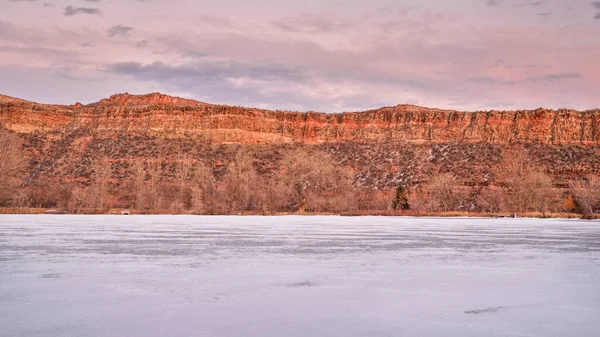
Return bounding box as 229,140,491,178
2,92,599,145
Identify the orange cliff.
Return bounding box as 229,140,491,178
1,92,600,144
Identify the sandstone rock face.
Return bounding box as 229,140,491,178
2,93,599,145
2,93,599,193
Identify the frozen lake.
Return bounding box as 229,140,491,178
1,216,599,337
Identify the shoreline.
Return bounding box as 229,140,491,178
1,208,594,219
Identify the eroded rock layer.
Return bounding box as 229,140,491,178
2,92,600,145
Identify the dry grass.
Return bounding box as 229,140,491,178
518,212,582,219
0,207,46,214
0,207,592,219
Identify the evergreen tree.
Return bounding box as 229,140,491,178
392,186,410,210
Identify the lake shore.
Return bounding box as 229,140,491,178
0,207,594,219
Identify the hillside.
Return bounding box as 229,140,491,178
1,93,599,215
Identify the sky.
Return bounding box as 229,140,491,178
1,0,599,112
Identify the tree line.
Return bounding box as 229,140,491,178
1,128,599,217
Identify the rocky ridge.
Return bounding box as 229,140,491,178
2,92,600,145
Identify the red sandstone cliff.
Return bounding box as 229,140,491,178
2,92,600,210
1,92,599,145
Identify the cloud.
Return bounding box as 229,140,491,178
104,60,359,111
468,72,582,86
159,33,452,90
537,12,553,19
2,1,600,111
144,17,600,110
107,25,134,37
0,45,77,58
107,60,307,83
0,21,26,40
271,15,352,33
0,65,148,106
526,72,582,82
197,14,234,28
63,5,101,16
468,76,516,86
591,1,600,19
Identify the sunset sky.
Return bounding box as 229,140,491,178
1,0,599,112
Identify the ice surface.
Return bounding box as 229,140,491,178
1,215,599,337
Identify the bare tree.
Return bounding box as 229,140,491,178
129,159,164,211
497,149,530,212
357,189,393,212
0,128,25,205
13,189,29,211
192,160,215,213
527,171,555,215
145,159,162,210
424,173,462,212
132,160,146,210
57,183,73,211
0,129,23,179
174,152,193,211
69,186,90,214
220,150,260,213
261,175,288,214
570,176,600,216
280,148,353,213
476,187,504,213
90,157,112,211
496,149,555,214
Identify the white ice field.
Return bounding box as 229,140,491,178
1,215,599,337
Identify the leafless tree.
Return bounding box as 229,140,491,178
145,159,162,210
13,189,29,211
90,157,112,210
0,128,25,205
0,129,23,179
497,149,555,213
220,150,260,213
424,173,462,212
526,171,555,215
476,187,504,213
570,176,600,216
186,158,217,213
261,176,288,214
132,160,146,210
356,189,393,212
280,148,353,213
128,159,164,211
174,152,193,211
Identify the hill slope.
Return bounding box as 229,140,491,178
1,92,599,214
